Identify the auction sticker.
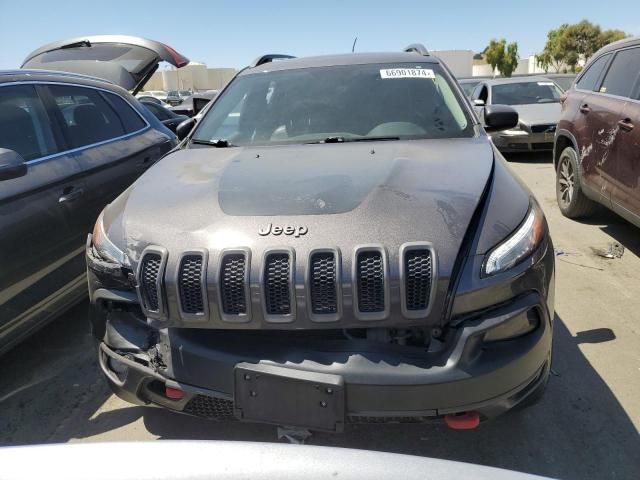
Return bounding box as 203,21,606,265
380,68,435,79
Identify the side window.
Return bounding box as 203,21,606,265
104,92,147,132
47,84,125,149
0,84,58,161
576,54,611,91
599,48,640,98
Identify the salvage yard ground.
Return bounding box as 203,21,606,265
0,152,638,480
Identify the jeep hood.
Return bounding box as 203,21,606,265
103,138,499,327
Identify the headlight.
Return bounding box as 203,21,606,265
483,201,546,276
92,211,126,264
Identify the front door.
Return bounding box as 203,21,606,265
42,83,170,232
576,92,626,199
0,84,85,347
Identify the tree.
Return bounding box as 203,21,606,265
536,24,570,73
538,20,628,73
502,42,519,78
484,39,520,77
599,29,627,47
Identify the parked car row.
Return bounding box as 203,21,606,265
2,32,638,436
0,35,189,354
457,40,640,229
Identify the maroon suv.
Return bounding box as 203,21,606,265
554,37,640,227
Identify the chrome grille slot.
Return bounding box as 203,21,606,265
404,249,432,311
140,253,162,312
178,254,205,314
310,252,337,314
530,124,556,133
356,250,385,313
264,253,292,315
220,253,247,315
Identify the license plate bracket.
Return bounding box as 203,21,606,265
234,363,345,432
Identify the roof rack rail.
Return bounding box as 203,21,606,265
7,69,115,84
249,54,296,68
404,43,430,56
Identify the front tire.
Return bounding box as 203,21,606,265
556,146,597,218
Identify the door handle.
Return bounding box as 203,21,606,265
579,104,591,114
59,186,84,203
618,118,634,132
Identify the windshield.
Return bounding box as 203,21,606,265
193,63,474,146
491,81,563,105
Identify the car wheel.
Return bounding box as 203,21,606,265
556,146,597,218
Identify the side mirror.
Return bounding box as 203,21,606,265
0,148,27,181
473,99,485,107
176,117,197,141
484,104,519,132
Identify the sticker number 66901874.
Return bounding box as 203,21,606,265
380,68,435,79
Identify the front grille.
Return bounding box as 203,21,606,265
310,252,337,314
178,255,204,314
220,253,247,315
183,395,235,420
404,249,432,311
264,253,291,315
530,124,556,133
532,142,554,150
356,251,385,313
140,253,162,311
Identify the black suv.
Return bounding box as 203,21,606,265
88,45,554,432
0,36,189,354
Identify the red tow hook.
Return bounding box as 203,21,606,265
444,411,480,430
165,386,185,400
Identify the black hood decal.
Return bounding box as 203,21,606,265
218,146,393,215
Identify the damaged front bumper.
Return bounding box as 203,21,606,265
96,291,551,432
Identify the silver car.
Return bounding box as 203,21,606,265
470,77,563,152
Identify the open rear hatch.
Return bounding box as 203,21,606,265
21,35,189,94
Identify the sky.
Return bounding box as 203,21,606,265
1,0,638,70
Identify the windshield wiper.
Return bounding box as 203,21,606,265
309,136,401,144
191,138,236,148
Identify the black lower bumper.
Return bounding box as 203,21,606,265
98,292,552,432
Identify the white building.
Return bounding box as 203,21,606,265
431,50,474,77
144,62,238,92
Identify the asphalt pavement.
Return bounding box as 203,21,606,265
1,151,638,480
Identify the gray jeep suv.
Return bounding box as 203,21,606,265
87,45,554,432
